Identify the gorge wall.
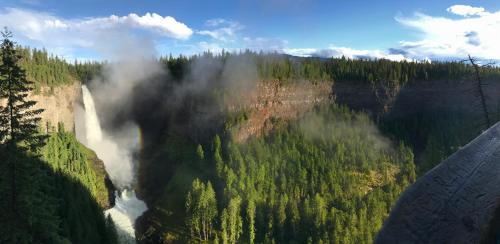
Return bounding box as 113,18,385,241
0,82,80,132
228,78,500,143
31,82,115,209
228,80,333,142
335,79,500,118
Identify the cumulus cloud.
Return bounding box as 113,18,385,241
396,6,500,60
447,5,487,17
283,5,500,61
0,7,192,59
197,19,243,42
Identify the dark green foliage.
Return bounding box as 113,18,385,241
43,124,111,207
0,29,58,243
0,133,118,243
72,60,102,82
211,105,415,243
15,44,500,92
185,179,218,241
16,47,75,90
0,30,46,150
105,214,119,244
380,110,483,174
145,105,416,243
15,46,102,90
0,144,61,243
42,124,117,243
0,32,116,244
159,51,500,86
325,57,487,85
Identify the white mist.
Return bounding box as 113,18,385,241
80,85,147,244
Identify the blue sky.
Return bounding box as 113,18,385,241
0,0,499,61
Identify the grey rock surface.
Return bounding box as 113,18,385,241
376,122,500,244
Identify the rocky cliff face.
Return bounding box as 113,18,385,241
334,79,500,119
0,82,80,132
32,83,80,132
228,80,333,142
28,82,115,209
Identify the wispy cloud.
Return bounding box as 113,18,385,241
396,5,500,60
243,37,288,51
197,18,243,42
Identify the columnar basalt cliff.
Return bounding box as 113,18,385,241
0,82,80,132
228,80,333,142
31,82,80,132
334,79,500,118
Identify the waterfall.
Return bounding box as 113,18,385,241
80,85,147,243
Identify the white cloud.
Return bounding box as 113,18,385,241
197,19,243,42
396,6,500,60
447,5,487,17
282,48,317,57
0,8,193,59
283,45,409,61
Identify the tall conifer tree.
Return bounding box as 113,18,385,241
0,28,45,149
0,28,57,243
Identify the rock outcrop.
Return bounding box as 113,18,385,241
0,82,80,132
376,122,500,243
228,80,333,142
29,82,115,209
334,79,500,118
32,83,80,132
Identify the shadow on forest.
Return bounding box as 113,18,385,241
0,144,116,244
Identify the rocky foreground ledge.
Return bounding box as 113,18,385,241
376,122,500,243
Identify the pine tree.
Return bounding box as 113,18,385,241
185,179,218,241
0,28,45,149
246,199,256,244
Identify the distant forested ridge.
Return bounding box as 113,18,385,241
15,46,500,89
15,46,101,90
161,51,500,84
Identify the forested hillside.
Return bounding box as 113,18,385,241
139,105,416,243
213,106,415,243
0,126,118,243
162,52,500,85
15,46,100,91
0,34,116,243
